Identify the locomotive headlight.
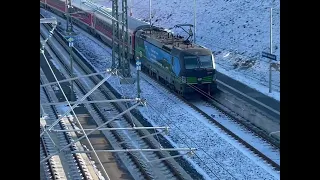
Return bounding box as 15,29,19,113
212,54,216,69
181,76,186,83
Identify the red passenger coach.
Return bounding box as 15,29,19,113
71,6,93,27
47,0,66,13
94,17,113,38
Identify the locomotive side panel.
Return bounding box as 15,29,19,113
46,0,66,12
94,14,135,59
135,36,183,92
71,6,93,27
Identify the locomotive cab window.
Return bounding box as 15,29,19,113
184,56,199,69
184,55,213,69
199,56,213,69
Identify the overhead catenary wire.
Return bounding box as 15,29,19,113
68,0,280,68
118,72,231,179
42,11,195,178
51,7,225,119
40,48,111,180
40,26,112,179
40,102,141,164
145,101,237,179
39,71,112,136
44,10,206,178
41,19,175,177
42,8,223,120
128,0,280,65
42,7,240,178
40,71,107,88
42,4,240,179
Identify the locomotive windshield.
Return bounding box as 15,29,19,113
184,55,213,69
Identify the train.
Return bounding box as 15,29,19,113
40,0,217,96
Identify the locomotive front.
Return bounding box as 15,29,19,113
179,48,217,95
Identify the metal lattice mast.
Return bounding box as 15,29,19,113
66,0,73,33
65,0,76,102
121,0,130,77
112,0,120,69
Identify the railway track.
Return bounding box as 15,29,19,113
40,68,93,179
64,17,282,170
128,64,281,170
40,9,280,179
117,57,281,171
40,15,194,180
134,62,280,170
186,97,280,169
199,91,280,148
40,126,55,180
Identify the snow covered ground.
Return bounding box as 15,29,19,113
69,25,279,180
73,33,280,180
192,100,280,165
42,8,280,180
89,0,280,101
